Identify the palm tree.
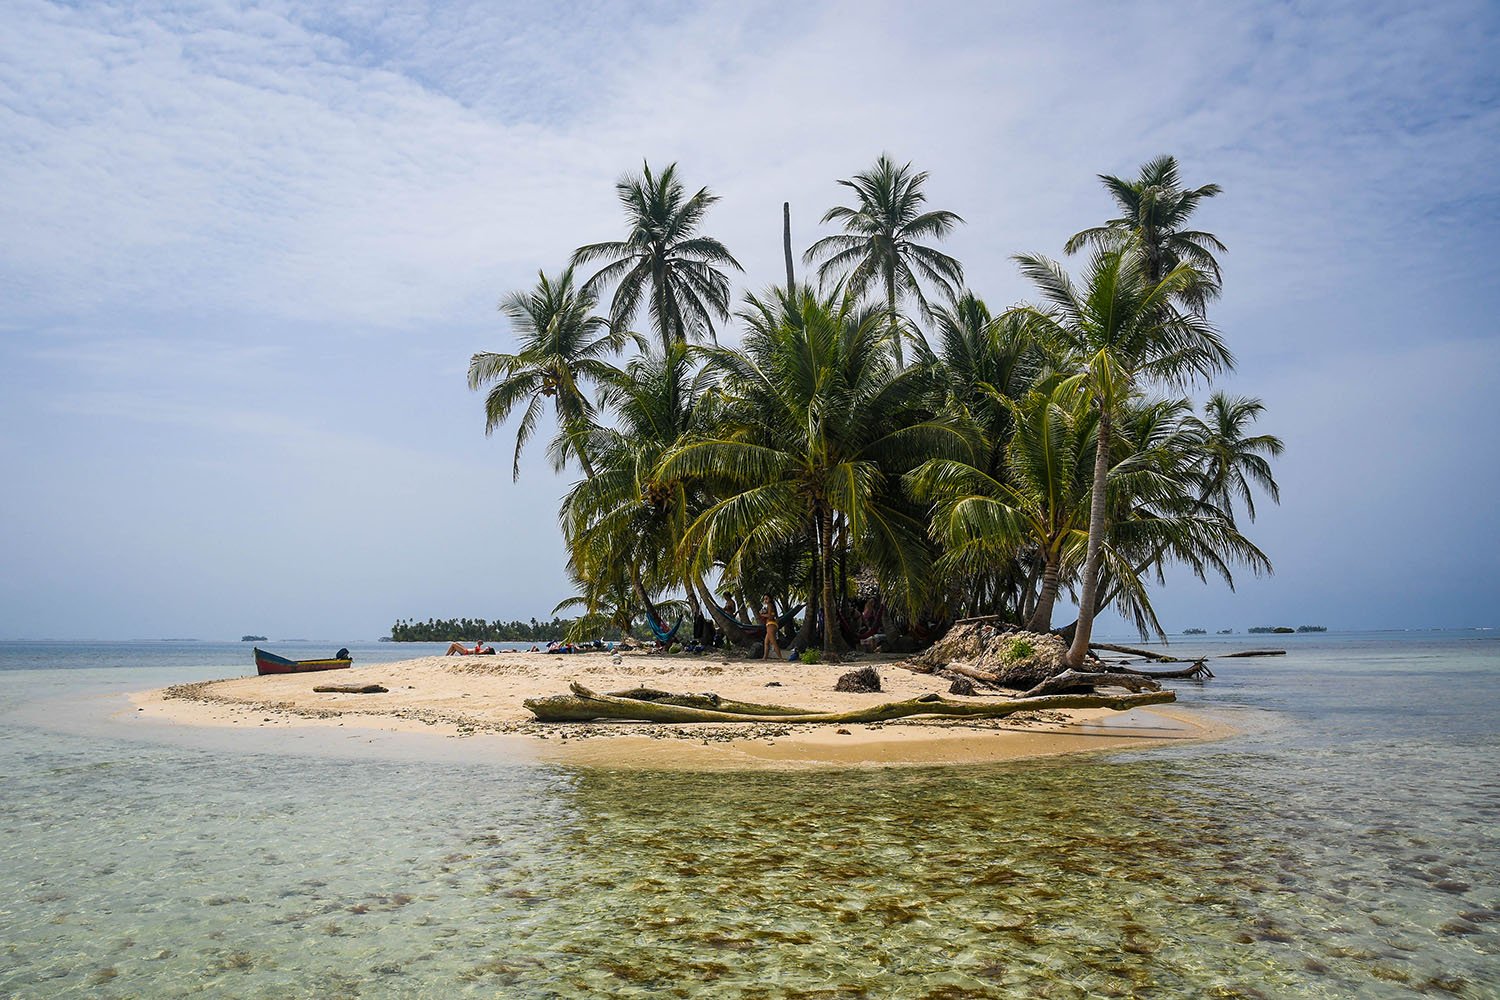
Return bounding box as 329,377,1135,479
1187,392,1283,525
468,265,623,480
1064,155,1225,314
804,155,964,366
913,377,1097,633
1010,243,1233,666
661,287,974,655
1086,395,1272,638
571,162,743,353
560,342,708,622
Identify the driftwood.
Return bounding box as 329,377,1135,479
1090,642,1180,663
312,683,388,694
1108,659,1214,679
942,662,1008,689
603,687,809,715
1220,649,1286,658
1020,669,1162,699
522,681,1173,724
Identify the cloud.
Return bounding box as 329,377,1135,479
0,0,1495,636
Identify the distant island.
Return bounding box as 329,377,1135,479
240,635,267,642
1182,628,1207,635
1296,625,1327,633
1217,629,1233,634
1249,626,1298,634
390,617,619,643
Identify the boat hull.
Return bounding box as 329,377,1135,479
253,647,352,676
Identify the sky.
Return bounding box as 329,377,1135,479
1,0,1497,640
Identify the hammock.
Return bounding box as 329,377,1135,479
644,606,683,645
720,603,804,638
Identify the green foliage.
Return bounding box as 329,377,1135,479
471,155,1282,657
799,649,822,665
1004,637,1036,662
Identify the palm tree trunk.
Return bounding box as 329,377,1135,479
820,504,839,658
1025,553,1061,633
1066,408,1112,666
653,255,673,353
885,268,902,368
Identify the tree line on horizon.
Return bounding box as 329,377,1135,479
388,617,610,643
468,153,1283,664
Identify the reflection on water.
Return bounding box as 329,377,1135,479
1,634,1498,997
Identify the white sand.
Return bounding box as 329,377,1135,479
130,649,1230,769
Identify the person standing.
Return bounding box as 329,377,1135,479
760,594,782,660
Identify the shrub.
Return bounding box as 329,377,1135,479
799,649,822,665
1004,637,1035,663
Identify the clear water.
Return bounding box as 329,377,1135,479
1,633,1497,997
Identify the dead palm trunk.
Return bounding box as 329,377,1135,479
1066,408,1112,666
783,202,795,293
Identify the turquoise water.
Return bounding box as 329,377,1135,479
1,633,1497,997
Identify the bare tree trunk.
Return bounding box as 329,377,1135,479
783,202,795,293
525,682,1174,723
1066,408,1112,667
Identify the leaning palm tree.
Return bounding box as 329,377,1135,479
804,155,964,366
571,162,743,354
1010,242,1233,667
1064,155,1225,314
1085,394,1272,639
468,265,624,480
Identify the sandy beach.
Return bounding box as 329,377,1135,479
130,649,1227,769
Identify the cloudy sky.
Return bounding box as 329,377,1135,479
1,0,1496,640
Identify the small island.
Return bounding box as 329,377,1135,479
1183,628,1207,635
239,635,267,642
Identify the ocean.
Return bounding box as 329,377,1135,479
1,632,1496,997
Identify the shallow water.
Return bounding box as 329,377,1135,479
1,634,1497,997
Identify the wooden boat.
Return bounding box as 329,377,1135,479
253,647,352,676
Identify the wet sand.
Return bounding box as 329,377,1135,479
130,650,1230,769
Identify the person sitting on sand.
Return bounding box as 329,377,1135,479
760,594,781,660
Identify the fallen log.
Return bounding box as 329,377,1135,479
1220,649,1286,658
522,681,1173,724
1090,642,1180,663
603,687,810,715
940,662,1008,689
1021,669,1161,699
312,683,388,694
1107,659,1214,679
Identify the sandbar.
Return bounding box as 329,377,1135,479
130,650,1231,770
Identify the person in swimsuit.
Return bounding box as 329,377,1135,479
760,594,781,660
